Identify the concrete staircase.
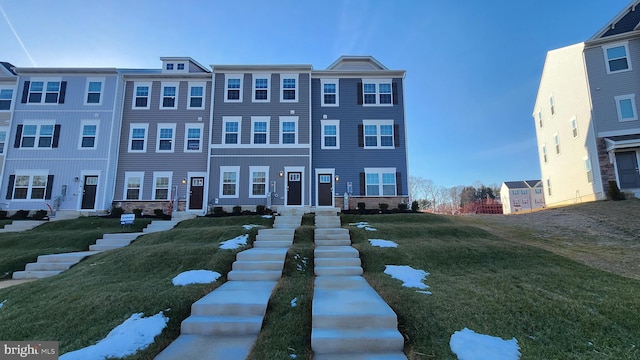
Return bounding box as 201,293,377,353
312,209,406,359
0,220,47,233
155,209,302,360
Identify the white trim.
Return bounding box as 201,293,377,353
222,116,241,144
280,116,298,144
156,123,176,153
0,86,15,112
570,116,578,139
584,156,593,184
77,170,101,211
549,94,555,116
598,128,640,137
19,120,56,149
320,79,339,107
362,119,394,148
184,123,204,152
25,78,63,105
284,166,305,206
124,171,144,200
78,120,99,150
0,126,8,155
615,94,638,122
603,41,632,74
187,81,206,109
219,166,240,198
252,73,270,103
128,123,149,153
132,81,151,109
249,166,269,198
364,167,397,196
211,144,308,149
251,116,270,145
321,119,340,149
186,171,207,213
362,79,392,106
10,170,50,201
224,74,243,103
152,171,173,200
315,168,335,207
280,74,298,103
83,77,104,105
553,133,560,155
160,82,179,110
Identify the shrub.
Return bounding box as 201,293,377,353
607,180,625,201
411,200,420,212
32,209,48,220
110,206,124,218
11,210,29,220
0,210,7,219
398,203,408,211
357,202,366,210
256,204,266,214
153,209,164,218
132,208,143,218
213,207,225,216
233,205,242,216
379,203,389,212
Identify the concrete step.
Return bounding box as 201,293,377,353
232,260,284,271
89,244,124,251
236,248,288,262
181,315,263,336
311,328,404,354
314,353,407,360
253,240,293,248
257,228,295,236
315,218,342,226
313,288,399,329
255,234,294,242
191,281,277,316
315,228,350,236
315,276,372,290
315,246,359,258
315,266,363,276
143,221,177,233
314,208,340,216
13,270,64,279
25,262,75,271
315,239,352,247
227,270,282,281
315,258,361,267
154,334,257,360
102,232,142,240
37,251,100,263
0,221,47,233
94,238,134,247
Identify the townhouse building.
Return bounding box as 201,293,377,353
0,63,17,186
500,180,545,214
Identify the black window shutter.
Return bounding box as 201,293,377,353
396,172,403,196
45,175,54,200
394,124,400,147
58,81,67,104
6,175,15,199
357,82,363,105
360,172,365,195
52,124,61,148
21,81,30,103
14,125,23,148
392,83,398,105
358,124,364,147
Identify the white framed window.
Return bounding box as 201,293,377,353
17,121,58,149
124,171,144,200
84,78,104,105
542,144,548,163
187,82,205,109
128,123,149,152
321,120,340,149
0,87,14,111
184,123,203,152
364,168,396,196
546,178,552,196
160,82,178,109
0,127,6,154
251,116,270,144
549,95,555,115
249,166,269,198
26,79,64,104
535,188,543,194
79,120,99,149
584,156,593,183
252,74,270,102
603,42,632,74
615,94,638,122
554,133,560,154
511,190,518,195
219,166,240,198
280,74,298,102
321,79,339,106
156,123,176,152
570,117,578,138
537,111,543,128
362,120,394,148
280,116,298,144
362,79,392,106
153,171,172,200
521,189,528,195
177,63,185,70
133,82,151,109
224,74,243,102
222,116,241,144
10,171,50,200
166,63,174,70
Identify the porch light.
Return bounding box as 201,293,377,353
335,175,340,182
279,171,284,177
181,178,187,184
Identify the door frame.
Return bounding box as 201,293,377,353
77,170,101,211
284,166,305,207
186,171,207,214
315,168,335,207
614,149,640,189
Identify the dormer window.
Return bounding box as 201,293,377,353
166,63,174,70
177,63,185,70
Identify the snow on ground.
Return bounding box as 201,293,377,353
365,226,377,231
290,297,297,308
294,253,308,271
219,234,249,249
262,215,273,218
242,224,264,230
59,312,169,360
450,328,520,360
172,270,221,286
348,221,378,231
369,239,398,248
0,299,6,309
384,265,430,290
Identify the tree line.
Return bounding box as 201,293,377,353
409,176,501,214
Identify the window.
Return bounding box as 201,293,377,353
603,42,631,74
362,120,394,148
85,78,104,105
129,124,148,152
521,189,528,195
225,74,243,102
546,178,552,196
615,94,638,122
250,166,269,198
188,82,205,109
15,122,59,149
280,75,298,102
23,80,66,104
364,168,396,196
156,124,176,152
542,144,548,163
554,133,560,154
321,120,340,149
160,82,178,109
79,121,98,149
220,166,239,198
133,82,151,109
0,88,14,110
570,117,578,138
252,74,270,102
153,172,172,200
537,111,543,128
361,80,393,106
125,172,144,200
184,123,203,152
9,172,51,200
223,117,241,144
251,116,269,144
166,63,174,70
0,128,6,154
321,79,338,106
585,157,593,183
177,63,185,70
512,190,518,195
549,95,555,115
535,188,542,194
280,117,297,144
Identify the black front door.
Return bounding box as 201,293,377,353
318,174,333,206
81,176,98,209
189,177,204,210
287,172,302,206
616,151,640,188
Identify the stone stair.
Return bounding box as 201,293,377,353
155,210,302,360
312,212,406,359
0,220,47,233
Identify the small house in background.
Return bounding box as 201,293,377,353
500,180,545,214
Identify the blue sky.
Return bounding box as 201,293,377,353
0,0,630,188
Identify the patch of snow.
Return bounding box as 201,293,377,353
219,234,249,249
369,239,398,248
242,224,263,230
449,328,520,360
290,297,297,308
416,290,432,295
384,265,430,289
172,270,221,286
290,354,297,359
348,221,369,228
294,253,308,271
262,215,273,218
0,299,6,309
365,227,377,231
59,311,169,360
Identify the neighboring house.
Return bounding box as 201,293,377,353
311,56,409,209
114,58,212,215
500,180,545,214
208,64,313,211
1,66,123,214
534,1,640,207
0,62,17,193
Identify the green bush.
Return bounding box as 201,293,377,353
398,203,408,211
110,206,124,218
213,207,225,216
32,209,48,220
233,205,242,216
153,209,164,218
11,210,29,220
379,203,389,212
256,204,266,214
357,202,366,210
132,208,143,218
0,210,7,219
607,180,625,201
411,200,419,212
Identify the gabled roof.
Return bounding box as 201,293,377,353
326,56,388,71
589,0,640,41
502,180,542,189
0,62,17,76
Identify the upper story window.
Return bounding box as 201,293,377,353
129,123,148,152
15,121,60,149
0,127,7,154
321,79,339,106
188,82,205,109
0,88,14,110
79,121,98,149
253,74,270,102
554,133,560,154
542,144,547,163
225,74,243,102
280,117,297,144
251,116,269,144
603,42,632,74
22,80,66,104
223,117,240,144
570,117,578,138
85,79,103,105
537,111,543,128
546,178,552,196
160,82,178,109
549,95,555,115
166,64,174,70
156,123,176,152
360,80,393,106
280,75,298,102
321,120,340,149
133,82,151,109
184,123,203,152
615,94,638,122
360,120,395,148
177,63,185,70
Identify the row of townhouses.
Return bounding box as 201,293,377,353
534,1,640,207
0,56,409,215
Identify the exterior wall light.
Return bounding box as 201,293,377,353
335,175,340,182
279,171,284,177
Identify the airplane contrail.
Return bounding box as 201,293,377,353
0,4,37,66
